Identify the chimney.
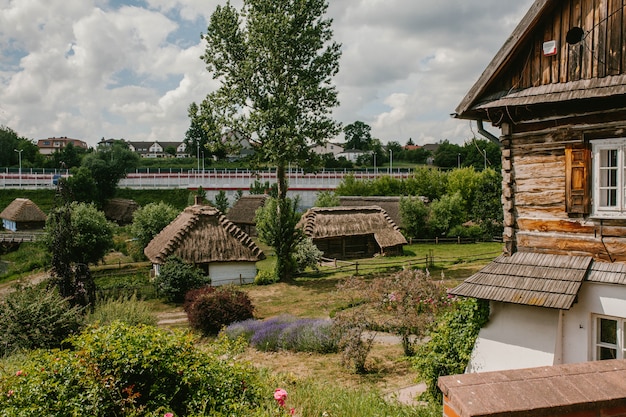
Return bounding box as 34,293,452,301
194,195,203,205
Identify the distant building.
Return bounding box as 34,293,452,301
336,148,367,163
37,137,88,155
127,141,188,158
312,142,344,157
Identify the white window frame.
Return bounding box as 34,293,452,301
592,138,626,217
592,314,626,360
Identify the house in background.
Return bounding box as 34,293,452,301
127,141,188,158
336,148,367,163
37,137,88,155
225,194,268,237
450,0,626,373
298,206,407,259
144,200,265,286
312,142,344,157
0,198,47,231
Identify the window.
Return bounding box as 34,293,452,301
593,315,626,360
592,139,626,217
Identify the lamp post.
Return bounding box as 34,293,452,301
389,149,393,174
483,148,487,170
457,153,461,168
14,149,23,188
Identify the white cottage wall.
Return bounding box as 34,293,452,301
208,262,257,286
561,282,626,364
467,302,560,373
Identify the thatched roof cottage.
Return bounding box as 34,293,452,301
0,198,47,232
103,198,139,225
144,202,265,286
225,194,268,236
298,206,407,259
338,196,404,228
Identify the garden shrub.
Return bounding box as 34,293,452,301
0,322,267,416
254,269,278,285
86,293,156,327
225,315,338,354
184,286,255,335
0,285,84,356
413,297,490,401
154,255,210,303
293,237,323,273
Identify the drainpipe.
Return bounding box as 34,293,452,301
476,119,500,145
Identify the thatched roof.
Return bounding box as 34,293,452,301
144,203,265,265
103,198,139,225
0,198,47,222
298,206,407,248
226,194,268,225
339,196,403,228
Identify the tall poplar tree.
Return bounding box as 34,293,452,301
191,0,341,280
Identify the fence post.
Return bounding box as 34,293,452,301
457,236,461,244
436,237,439,244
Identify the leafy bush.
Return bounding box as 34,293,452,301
86,293,156,327
0,322,267,416
254,269,278,285
154,255,210,303
0,285,84,356
293,237,323,272
130,201,179,251
184,286,255,335
225,315,338,353
413,297,490,401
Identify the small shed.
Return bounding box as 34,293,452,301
225,194,268,236
103,198,139,225
144,203,265,286
298,206,407,259
0,198,47,232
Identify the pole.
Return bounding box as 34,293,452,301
457,153,460,168
14,149,23,188
389,149,393,174
483,149,487,170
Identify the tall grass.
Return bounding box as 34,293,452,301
86,293,157,327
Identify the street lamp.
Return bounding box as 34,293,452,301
457,153,461,168
14,149,23,187
483,148,487,170
389,149,393,174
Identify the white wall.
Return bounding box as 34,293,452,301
208,262,257,286
467,302,560,373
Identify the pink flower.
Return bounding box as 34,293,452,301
290,407,295,415
15,370,23,376
164,413,174,417
274,388,288,407
7,390,14,397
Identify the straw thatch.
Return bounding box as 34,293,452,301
225,194,268,236
0,198,47,231
298,206,407,259
144,203,265,267
103,198,139,225
339,196,404,228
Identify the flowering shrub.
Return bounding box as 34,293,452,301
273,387,295,415
224,314,339,353
184,286,255,335
0,322,267,416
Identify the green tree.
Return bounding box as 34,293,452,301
400,196,430,239
45,197,114,307
0,126,41,168
343,121,372,150
427,191,466,237
155,255,209,303
79,140,139,207
433,140,463,168
463,138,501,170
255,196,304,281
446,166,482,214
63,166,99,203
213,190,230,212
191,0,341,281
404,166,448,201
49,142,86,169
130,202,179,250
471,168,503,238
314,190,340,207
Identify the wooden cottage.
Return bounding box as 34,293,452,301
225,194,268,236
298,206,407,259
0,198,47,232
338,196,404,228
144,203,265,286
103,198,139,225
449,0,626,373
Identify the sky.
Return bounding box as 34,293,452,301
0,0,535,148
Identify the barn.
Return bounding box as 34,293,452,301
298,206,407,259
144,202,265,286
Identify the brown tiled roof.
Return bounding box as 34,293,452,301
0,198,47,222
226,195,268,225
298,206,407,249
438,359,626,417
449,252,592,310
144,203,265,265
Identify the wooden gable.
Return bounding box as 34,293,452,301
457,0,626,126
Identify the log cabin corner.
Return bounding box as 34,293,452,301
450,0,626,373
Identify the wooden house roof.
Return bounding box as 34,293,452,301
226,195,268,225
455,0,626,123
144,203,265,265
338,196,403,228
0,198,47,222
450,252,592,310
298,206,407,249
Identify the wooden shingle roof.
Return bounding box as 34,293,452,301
450,252,592,310
0,198,47,222
298,206,407,249
144,204,265,265
226,195,268,225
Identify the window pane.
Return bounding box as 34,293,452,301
599,318,617,344
599,346,617,360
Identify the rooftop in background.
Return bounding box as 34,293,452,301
37,137,89,155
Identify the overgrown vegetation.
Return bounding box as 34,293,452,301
153,255,209,303
184,286,255,335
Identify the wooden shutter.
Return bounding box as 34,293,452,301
565,144,591,214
